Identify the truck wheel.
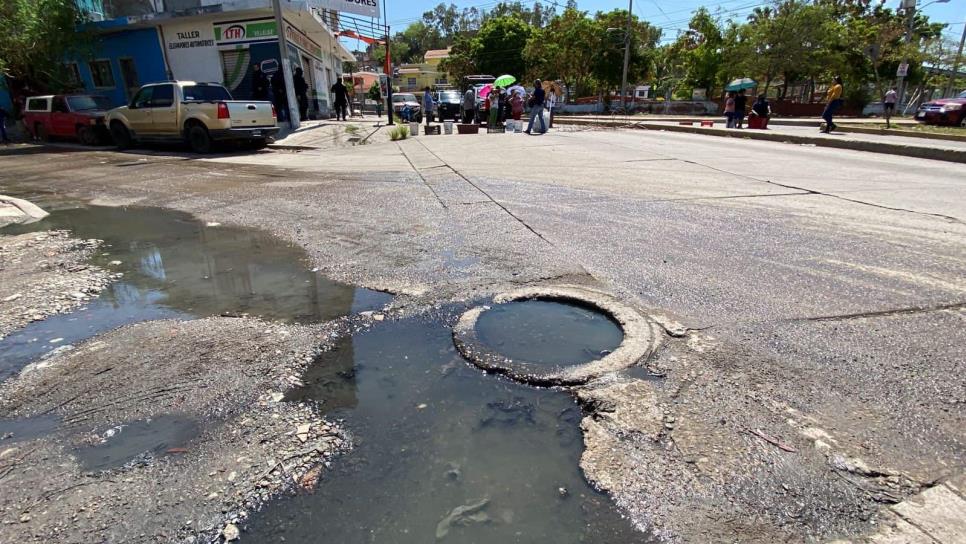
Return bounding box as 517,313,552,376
250,138,268,150
34,123,48,142
187,124,212,153
110,122,132,149
77,126,97,146
960,115,966,128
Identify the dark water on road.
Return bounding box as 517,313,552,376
74,414,200,471
244,313,650,543
475,300,624,365
0,205,391,378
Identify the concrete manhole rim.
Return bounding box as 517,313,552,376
453,286,660,386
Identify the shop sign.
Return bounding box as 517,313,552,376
285,25,323,58
309,0,379,19
167,28,215,50
214,19,278,44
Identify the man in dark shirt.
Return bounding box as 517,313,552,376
252,64,269,101
271,70,288,122
293,67,309,120
330,79,350,121
525,79,546,134
733,89,748,129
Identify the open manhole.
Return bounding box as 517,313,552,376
454,286,660,385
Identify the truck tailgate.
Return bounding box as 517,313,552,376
225,101,275,128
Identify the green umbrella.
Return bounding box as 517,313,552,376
494,74,516,87
725,77,757,91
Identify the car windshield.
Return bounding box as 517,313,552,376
393,94,416,103
67,95,111,111
440,91,459,100
959,91,966,99
183,85,232,101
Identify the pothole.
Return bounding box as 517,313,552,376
454,286,660,385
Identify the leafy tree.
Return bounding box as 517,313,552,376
0,0,94,103
524,8,598,94
676,8,724,96
473,16,532,77
367,81,382,101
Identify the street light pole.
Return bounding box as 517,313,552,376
272,0,300,129
896,0,916,106
619,0,633,111
946,17,966,97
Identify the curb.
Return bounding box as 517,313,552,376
266,144,319,151
558,118,965,164
836,124,966,143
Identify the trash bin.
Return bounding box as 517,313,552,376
443,121,454,135
409,122,420,136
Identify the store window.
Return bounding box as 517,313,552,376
407,77,416,87
64,62,82,88
89,60,115,88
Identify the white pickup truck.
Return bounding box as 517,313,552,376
105,81,278,153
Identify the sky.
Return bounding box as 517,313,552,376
376,0,965,44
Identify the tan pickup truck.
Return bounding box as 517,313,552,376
106,81,278,153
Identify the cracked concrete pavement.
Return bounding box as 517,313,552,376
0,126,963,542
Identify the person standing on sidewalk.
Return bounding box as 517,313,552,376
252,64,269,101
724,92,736,128
330,78,350,121
525,79,546,135
423,86,435,126
293,67,309,121
733,89,748,129
547,85,557,128
883,86,897,129
822,76,844,133
462,88,476,124
0,106,10,144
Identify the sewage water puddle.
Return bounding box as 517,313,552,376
475,300,624,365
0,205,391,378
243,312,652,543
74,414,200,472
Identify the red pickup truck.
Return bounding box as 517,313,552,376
23,94,112,145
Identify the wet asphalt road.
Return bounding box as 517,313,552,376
0,128,963,541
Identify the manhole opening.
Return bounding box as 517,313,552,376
474,298,624,366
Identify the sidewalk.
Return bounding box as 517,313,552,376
555,116,966,164
270,115,390,150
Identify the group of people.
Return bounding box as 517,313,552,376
447,79,553,134
723,89,772,129
251,63,352,124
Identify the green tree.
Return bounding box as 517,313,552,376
0,0,94,101
590,10,661,93
367,81,382,101
473,16,532,77
523,8,598,94
676,8,724,97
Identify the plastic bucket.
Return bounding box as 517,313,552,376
409,122,419,136
443,121,454,134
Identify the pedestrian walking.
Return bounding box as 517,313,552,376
293,67,309,121
252,64,269,101
733,89,747,129
724,92,736,128
271,71,288,123
524,79,546,135
423,86,435,126
330,78,349,121
462,88,476,124
0,106,10,144
499,87,509,123
883,86,897,129
821,76,844,133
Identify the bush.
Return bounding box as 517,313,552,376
389,124,409,141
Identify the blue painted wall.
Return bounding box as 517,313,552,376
74,27,168,107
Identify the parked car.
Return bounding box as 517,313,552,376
915,90,966,127
391,93,422,122
23,94,112,145
106,81,278,153
434,90,461,121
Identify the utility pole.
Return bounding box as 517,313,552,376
896,0,916,106
272,0,300,129
619,0,633,111
946,17,966,97
383,0,393,124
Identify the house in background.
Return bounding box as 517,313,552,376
2,0,355,119
392,48,450,92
